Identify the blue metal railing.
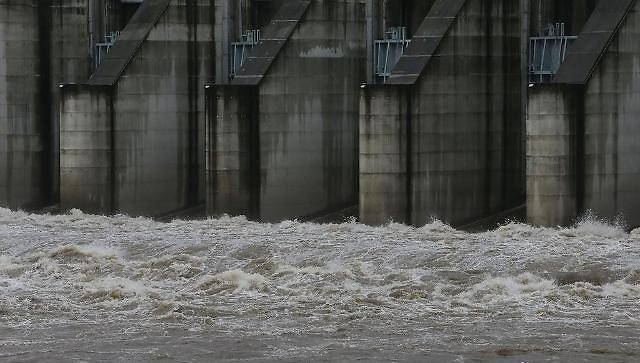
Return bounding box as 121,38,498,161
374,27,411,82
95,32,120,69
529,23,577,83
230,30,261,78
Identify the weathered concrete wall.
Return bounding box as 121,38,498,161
214,0,251,84
209,0,366,222
526,0,640,227
526,85,579,226
0,0,92,210
59,85,113,213
50,0,93,203
256,0,365,221
408,0,523,226
111,0,213,215
359,85,409,224
582,2,640,225
206,86,259,218
360,0,524,226
60,0,215,216
0,1,49,209
360,0,524,225
51,1,91,82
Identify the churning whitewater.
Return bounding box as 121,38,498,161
1,208,639,362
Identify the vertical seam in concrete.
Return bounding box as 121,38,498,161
222,0,231,83
501,0,508,204
484,0,493,215
38,0,54,206
108,86,116,214
365,0,375,84
613,51,620,214
520,0,529,199
405,86,412,225
186,0,200,206
249,88,261,220
206,89,216,194
575,87,585,216
210,0,216,82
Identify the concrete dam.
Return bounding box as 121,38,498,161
1,0,639,228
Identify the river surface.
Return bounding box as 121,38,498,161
1,208,639,362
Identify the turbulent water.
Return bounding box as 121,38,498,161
1,209,639,362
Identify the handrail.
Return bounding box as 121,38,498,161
528,23,577,83
374,27,411,82
230,30,261,78
94,32,120,70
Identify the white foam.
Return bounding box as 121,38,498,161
198,270,267,292
82,277,150,301
1,207,640,332
461,273,556,302
601,280,640,298
418,218,457,234
0,255,14,269
49,244,123,260
567,212,627,238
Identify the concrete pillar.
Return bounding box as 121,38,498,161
526,85,579,226
408,0,524,226
113,0,213,216
50,0,93,204
359,0,525,227
359,85,409,225
0,1,49,209
59,85,114,214
255,0,364,221
59,0,216,216
0,0,93,210
582,2,640,225
206,86,259,218
521,0,530,196
210,0,365,222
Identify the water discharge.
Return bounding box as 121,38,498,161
0,208,639,362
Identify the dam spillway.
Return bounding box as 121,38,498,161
207,0,364,222
59,0,211,216
527,0,640,227
1,0,639,227
359,0,524,226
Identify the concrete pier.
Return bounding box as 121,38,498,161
0,1,91,209
527,85,580,226
208,0,366,222
0,1,46,209
527,0,640,226
359,85,409,223
206,85,259,218
60,0,215,216
3,0,640,228
360,0,525,226
50,0,96,206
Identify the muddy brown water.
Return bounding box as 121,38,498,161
1,209,639,362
